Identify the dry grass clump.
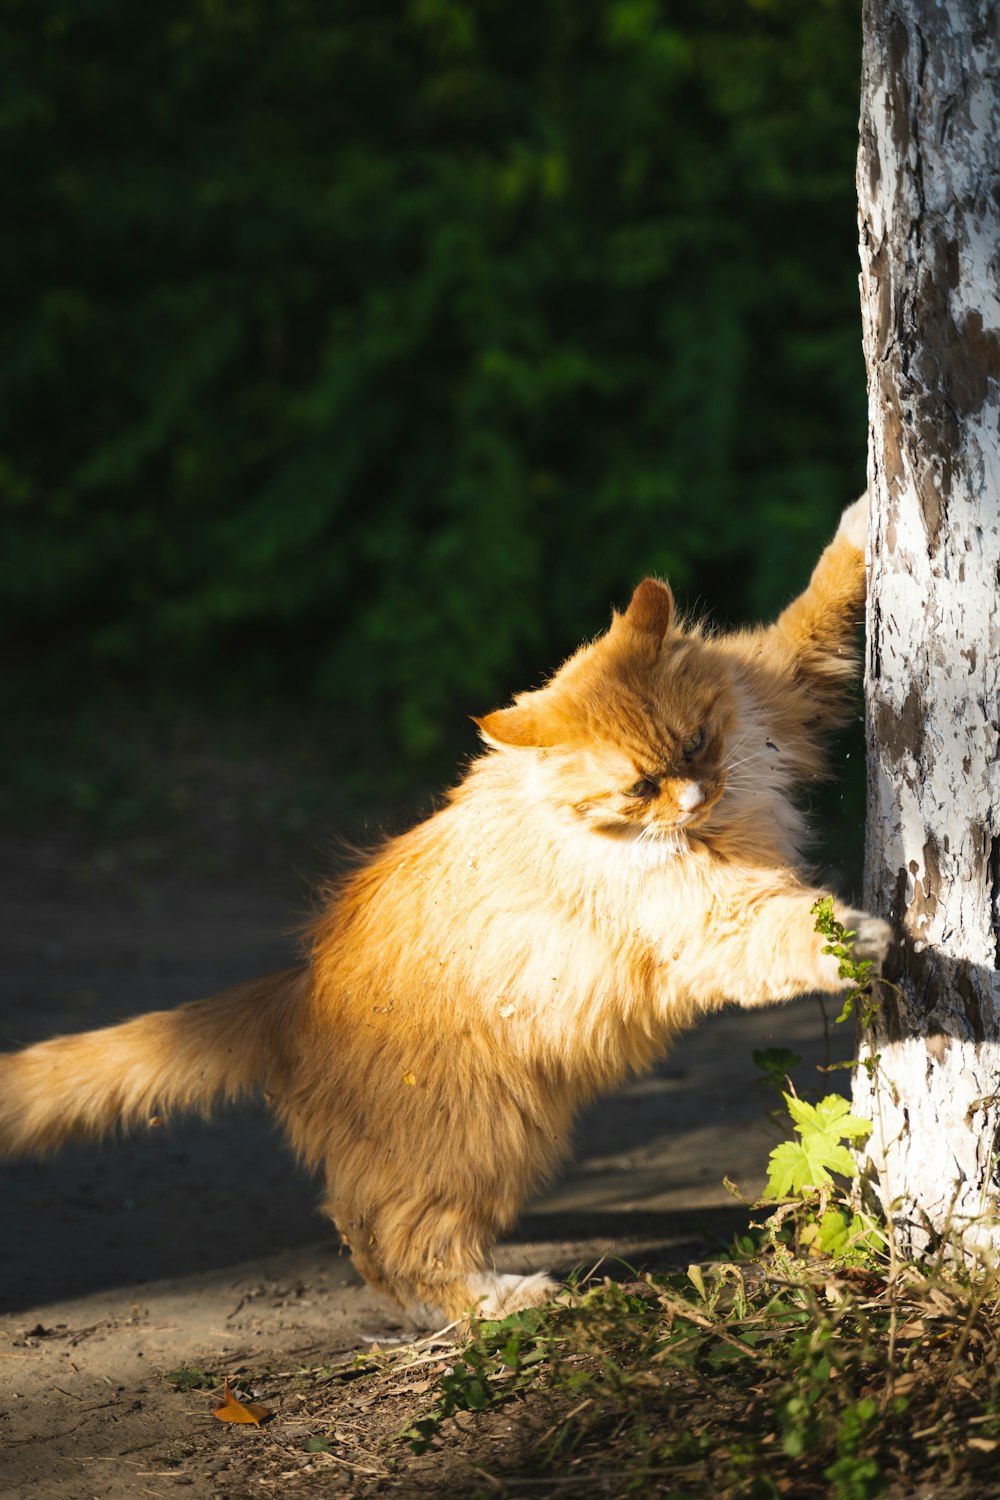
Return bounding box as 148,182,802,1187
162,1249,1000,1499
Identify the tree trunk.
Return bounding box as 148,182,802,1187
853,2,1000,1258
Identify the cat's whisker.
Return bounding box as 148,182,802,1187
724,752,764,774
724,730,756,754
722,766,763,786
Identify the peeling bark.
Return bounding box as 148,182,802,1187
853,0,1000,1257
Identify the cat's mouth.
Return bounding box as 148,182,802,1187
673,803,714,829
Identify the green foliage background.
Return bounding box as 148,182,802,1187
2,0,865,788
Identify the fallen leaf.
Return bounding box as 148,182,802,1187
212,1377,271,1426
895,1318,928,1339
378,1375,436,1399
402,1070,416,1086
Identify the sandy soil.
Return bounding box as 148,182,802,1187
0,824,852,1498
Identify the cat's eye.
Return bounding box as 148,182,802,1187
681,727,705,759
624,777,659,800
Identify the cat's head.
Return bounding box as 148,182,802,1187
474,579,738,845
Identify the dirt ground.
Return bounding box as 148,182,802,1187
0,814,854,1498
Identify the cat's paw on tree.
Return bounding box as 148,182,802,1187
843,911,894,966
837,494,869,551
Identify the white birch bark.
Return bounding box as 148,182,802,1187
852,1,1000,1258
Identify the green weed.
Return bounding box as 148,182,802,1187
164,1365,218,1392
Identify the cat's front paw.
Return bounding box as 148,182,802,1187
843,910,893,967
837,494,869,552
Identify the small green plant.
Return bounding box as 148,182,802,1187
302,1436,332,1453
811,895,879,1027
745,903,888,1264
753,1046,803,1089
752,1078,879,1257
765,1092,871,1199
164,1365,217,1392
823,1396,891,1500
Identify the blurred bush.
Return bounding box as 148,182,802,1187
1,0,864,770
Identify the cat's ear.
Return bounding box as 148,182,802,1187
618,577,673,647
473,700,561,749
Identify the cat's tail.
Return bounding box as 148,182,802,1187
0,965,309,1156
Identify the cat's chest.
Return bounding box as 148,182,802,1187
591,852,715,952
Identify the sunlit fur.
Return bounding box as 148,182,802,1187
0,499,886,1323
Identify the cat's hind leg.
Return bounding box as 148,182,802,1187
301,1025,570,1326
324,1180,560,1326
334,1215,560,1326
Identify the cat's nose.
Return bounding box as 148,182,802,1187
677,781,705,813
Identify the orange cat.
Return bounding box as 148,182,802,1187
0,498,889,1323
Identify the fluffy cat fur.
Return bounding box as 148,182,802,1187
0,497,890,1323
